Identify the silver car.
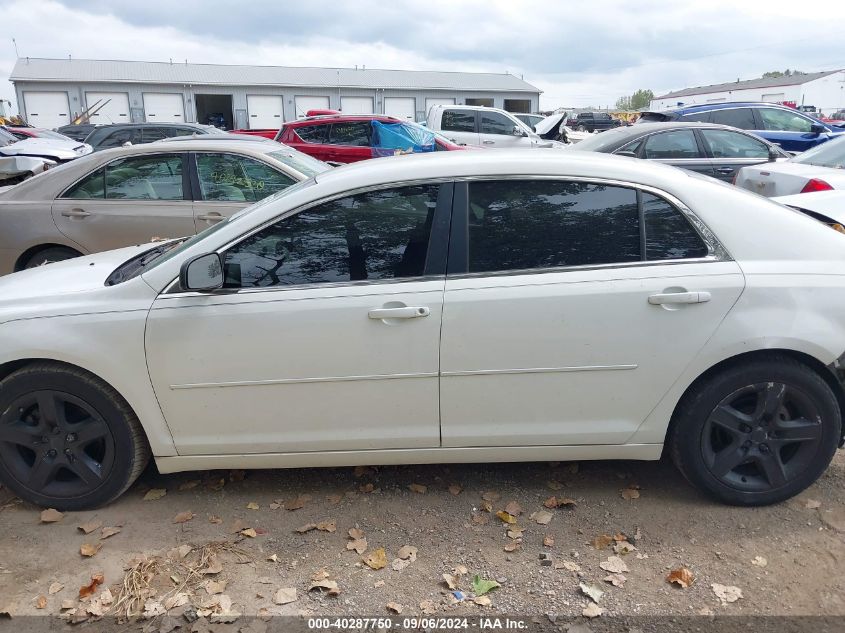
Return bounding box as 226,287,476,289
0,138,329,274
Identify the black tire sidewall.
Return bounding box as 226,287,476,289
672,359,841,506
0,368,138,510
25,248,79,269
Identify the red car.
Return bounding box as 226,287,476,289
2,126,76,141
274,114,467,163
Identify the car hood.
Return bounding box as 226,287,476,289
0,244,160,324
535,113,566,136
0,137,93,161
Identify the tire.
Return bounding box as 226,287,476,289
577,125,587,132
669,355,841,506
24,247,80,269
0,362,150,510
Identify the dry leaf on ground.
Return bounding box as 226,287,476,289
504,501,523,516
240,528,258,538
495,510,517,524
178,479,200,491
296,523,317,534
712,583,743,604
200,554,223,575
396,545,417,561
35,595,47,609
531,510,553,525
40,508,64,523
442,573,459,590
507,527,525,540
503,542,520,552
143,488,167,501
386,602,402,614
599,556,629,574
592,534,614,549
78,574,104,599
77,519,102,535
205,580,227,595
473,596,492,606
603,573,626,587
751,556,767,567
481,491,500,502
80,543,102,557
317,520,336,533
363,547,387,570
547,480,563,490
667,567,694,588
348,527,365,539
273,588,297,605
48,583,64,595
543,535,554,547
359,483,375,493
173,511,195,524
99,526,121,540
246,502,260,510
308,580,340,596
621,486,640,500
579,583,604,604
347,538,367,554
614,541,636,555
285,495,310,510
408,483,427,494
582,602,603,618
555,560,581,572
448,484,462,496
420,600,437,614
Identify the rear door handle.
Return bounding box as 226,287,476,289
368,306,430,320
61,209,91,218
648,291,712,305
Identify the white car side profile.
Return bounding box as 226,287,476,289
0,150,843,510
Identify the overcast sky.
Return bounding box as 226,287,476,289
3,0,844,113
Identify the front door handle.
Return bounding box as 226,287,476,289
715,167,735,174
368,306,430,320
648,291,712,305
482,140,495,145
197,213,225,222
61,209,90,218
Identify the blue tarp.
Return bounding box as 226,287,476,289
371,121,436,157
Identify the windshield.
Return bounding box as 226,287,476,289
36,130,75,141
0,128,17,146
791,136,845,169
573,127,634,152
267,147,330,177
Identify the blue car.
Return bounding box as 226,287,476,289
639,102,845,153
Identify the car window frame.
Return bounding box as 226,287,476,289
640,129,706,160
697,127,771,160
58,152,190,201
445,176,727,278
479,111,518,136
441,109,478,134
188,151,298,203
291,122,330,144
327,121,372,147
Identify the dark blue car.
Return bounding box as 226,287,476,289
639,102,845,153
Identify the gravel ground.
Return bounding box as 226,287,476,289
1,451,843,631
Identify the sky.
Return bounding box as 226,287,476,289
2,0,844,114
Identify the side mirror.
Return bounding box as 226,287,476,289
810,123,825,135
180,253,223,291
512,126,526,137
768,146,780,162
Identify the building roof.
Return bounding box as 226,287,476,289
655,70,842,100
9,57,540,93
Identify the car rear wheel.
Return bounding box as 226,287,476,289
669,356,841,506
577,125,587,132
24,247,80,269
0,362,150,510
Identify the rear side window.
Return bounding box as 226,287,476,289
329,122,371,147
105,154,184,200
441,110,475,133
708,108,756,129
96,128,141,149
141,127,169,143
700,129,769,159
679,111,711,123
293,124,328,144
758,108,813,132
643,130,701,159
643,193,708,260
196,153,296,202
480,111,516,135
466,180,640,273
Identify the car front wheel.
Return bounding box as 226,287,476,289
0,362,150,510
670,355,841,506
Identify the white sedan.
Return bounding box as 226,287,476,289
735,135,845,196
0,150,843,510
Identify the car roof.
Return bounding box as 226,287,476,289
574,121,776,151
288,114,403,125
89,122,214,130
661,101,809,114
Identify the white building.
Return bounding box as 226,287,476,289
8,57,541,130
650,70,845,115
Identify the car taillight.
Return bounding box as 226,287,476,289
800,178,834,193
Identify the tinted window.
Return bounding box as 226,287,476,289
97,128,141,149
680,111,711,123
643,130,701,159
196,153,296,202
172,127,200,137
708,108,756,129
141,127,169,143
700,129,769,158
480,111,516,135
105,154,183,200
329,122,370,146
643,193,708,260
63,168,106,199
293,124,328,144
467,180,640,273
758,108,813,132
441,110,475,133
223,184,439,288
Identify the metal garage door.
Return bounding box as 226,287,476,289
85,92,130,124
23,92,70,128
143,93,185,123
425,98,455,118
340,97,374,114
247,95,284,129
294,96,330,118
384,97,416,121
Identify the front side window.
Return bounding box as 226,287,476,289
441,110,475,133
643,193,708,260
196,153,296,202
700,129,769,159
480,111,516,135
293,124,329,144
105,154,183,200
758,108,813,133
466,181,640,273
223,184,439,288
328,122,371,147
643,130,701,159
63,167,106,199
708,108,756,129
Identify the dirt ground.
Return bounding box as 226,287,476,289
1,451,844,631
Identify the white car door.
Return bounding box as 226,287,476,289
477,110,534,148
440,180,744,447
144,183,451,455
438,109,480,146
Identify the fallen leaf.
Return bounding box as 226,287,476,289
531,510,553,525
613,541,637,555
143,600,165,619
582,602,603,618
396,545,418,561
272,587,297,605
603,573,626,587
507,527,525,540
442,573,459,590
473,596,492,606
246,502,260,510
495,510,517,524
48,582,64,595
543,496,559,509
99,526,121,540
363,547,387,570
77,519,102,535
35,595,47,610
420,600,437,614
348,527,365,539
205,580,227,595
621,486,640,500
712,583,743,604
555,560,581,572
599,556,629,574
408,483,427,494
471,512,489,525
143,488,167,501
317,520,337,533
168,544,192,559
805,499,822,509
285,495,310,510
206,478,226,491
667,567,695,588
386,602,403,614
558,497,577,507
580,582,604,603
471,575,500,596
230,519,248,534
200,554,223,575
267,554,279,563
503,542,520,552
751,556,768,568
295,523,317,534
481,491,500,502
78,574,104,599
480,501,493,513
40,508,64,523
178,479,200,491
359,483,375,493
173,511,195,524
448,484,462,496
61,599,75,610
592,534,614,549
208,515,223,524
80,543,102,557
240,528,258,538
164,593,189,611
308,580,340,596
311,568,330,582
504,501,523,516
98,588,113,607
347,538,368,554
392,558,412,571
543,535,555,547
